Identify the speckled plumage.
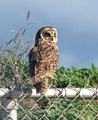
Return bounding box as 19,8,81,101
28,26,59,93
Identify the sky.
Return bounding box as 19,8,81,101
0,0,98,68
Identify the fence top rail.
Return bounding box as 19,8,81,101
0,88,98,99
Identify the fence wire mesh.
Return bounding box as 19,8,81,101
0,79,98,120
0,27,98,120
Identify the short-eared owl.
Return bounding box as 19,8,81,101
28,26,59,93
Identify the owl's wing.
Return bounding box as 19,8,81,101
29,47,37,77
28,43,59,93
28,46,43,92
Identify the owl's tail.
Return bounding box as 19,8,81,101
28,76,48,94
35,77,48,94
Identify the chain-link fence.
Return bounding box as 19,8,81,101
0,84,98,120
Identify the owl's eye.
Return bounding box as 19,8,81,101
44,32,51,37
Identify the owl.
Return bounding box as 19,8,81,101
28,26,59,94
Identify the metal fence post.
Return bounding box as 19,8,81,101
1,99,18,120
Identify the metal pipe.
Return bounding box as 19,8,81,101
0,88,98,99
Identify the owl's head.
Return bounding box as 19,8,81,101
35,26,58,45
